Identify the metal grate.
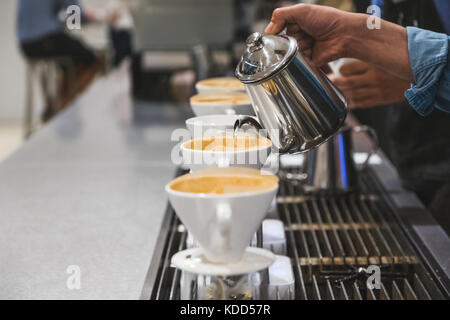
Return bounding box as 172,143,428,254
149,168,449,300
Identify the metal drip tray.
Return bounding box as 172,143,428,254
145,168,450,300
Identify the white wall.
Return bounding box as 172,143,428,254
0,0,26,122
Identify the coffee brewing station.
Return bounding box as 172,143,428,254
1,0,449,301
146,31,450,300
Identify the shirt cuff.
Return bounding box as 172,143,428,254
435,62,450,112
405,27,449,116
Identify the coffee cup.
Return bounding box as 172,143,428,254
185,114,259,138
190,92,255,116
166,167,279,263
195,77,245,94
181,132,272,172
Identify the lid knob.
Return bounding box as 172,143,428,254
236,33,297,83
246,32,264,52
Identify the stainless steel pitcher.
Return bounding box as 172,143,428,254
235,32,348,154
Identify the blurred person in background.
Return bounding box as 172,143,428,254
17,0,104,121
90,0,135,68
329,0,450,234
107,0,134,68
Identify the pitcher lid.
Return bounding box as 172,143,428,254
235,32,298,84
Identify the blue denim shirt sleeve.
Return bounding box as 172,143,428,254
405,27,450,116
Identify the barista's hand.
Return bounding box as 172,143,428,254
265,4,413,81
265,4,356,66
330,60,410,108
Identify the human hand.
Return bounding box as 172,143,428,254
329,60,409,108
264,4,413,81
265,4,357,66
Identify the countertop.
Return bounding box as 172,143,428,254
0,69,189,299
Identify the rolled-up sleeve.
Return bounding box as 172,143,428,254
405,27,450,116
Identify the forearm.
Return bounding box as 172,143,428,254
343,14,413,82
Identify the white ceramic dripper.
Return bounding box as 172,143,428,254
166,167,278,263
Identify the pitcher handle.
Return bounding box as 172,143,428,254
352,125,379,171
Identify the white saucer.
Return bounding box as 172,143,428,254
171,247,276,276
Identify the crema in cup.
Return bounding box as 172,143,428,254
190,93,251,106
196,77,245,93
168,167,278,194
183,133,271,152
